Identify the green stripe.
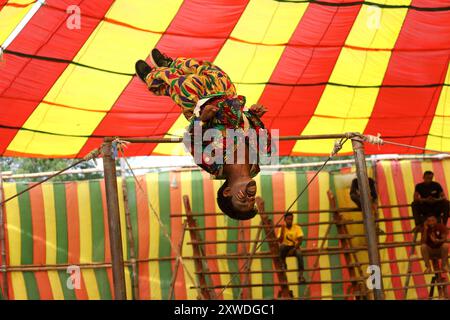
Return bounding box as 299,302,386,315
16,184,39,299
295,172,309,298
158,172,172,299
260,174,274,299
89,181,112,300
328,174,344,299
53,183,76,300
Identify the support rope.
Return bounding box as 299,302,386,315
114,140,202,299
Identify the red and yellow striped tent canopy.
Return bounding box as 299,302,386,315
1,0,450,158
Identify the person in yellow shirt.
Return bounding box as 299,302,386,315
277,212,305,283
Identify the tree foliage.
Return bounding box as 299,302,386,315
0,157,102,182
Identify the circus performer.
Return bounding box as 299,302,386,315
135,49,274,220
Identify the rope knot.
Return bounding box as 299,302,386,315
363,133,384,149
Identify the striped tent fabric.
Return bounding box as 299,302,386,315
0,0,450,158
1,158,449,300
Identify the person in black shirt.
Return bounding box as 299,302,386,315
412,171,449,230
350,177,385,234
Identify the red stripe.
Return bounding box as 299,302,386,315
201,172,221,298
136,176,150,299
390,161,427,298
28,184,53,299
65,182,88,300
376,163,402,299
306,172,321,298
99,180,114,299
258,1,362,155
77,0,250,158
169,171,187,299
0,0,114,154
364,1,450,154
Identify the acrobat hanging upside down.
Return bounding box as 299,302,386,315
135,49,275,220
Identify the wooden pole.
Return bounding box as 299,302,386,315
351,137,384,300
104,133,352,144
102,140,127,300
0,162,8,299
119,158,139,300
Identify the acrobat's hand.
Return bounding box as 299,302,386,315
249,104,267,118
200,104,219,121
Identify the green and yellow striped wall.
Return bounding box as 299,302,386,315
1,159,449,300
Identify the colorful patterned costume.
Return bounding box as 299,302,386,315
145,57,274,179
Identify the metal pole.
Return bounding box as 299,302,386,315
351,138,384,300
102,141,127,300
0,161,8,299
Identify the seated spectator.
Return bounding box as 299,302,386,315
420,215,448,273
350,177,385,234
412,171,449,230
277,213,305,283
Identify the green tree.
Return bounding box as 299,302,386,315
0,157,102,182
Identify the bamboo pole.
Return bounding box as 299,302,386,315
119,158,139,300
102,140,127,300
0,162,8,299
104,133,353,144
169,204,414,218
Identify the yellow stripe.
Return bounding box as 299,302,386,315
154,0,308,156
77,181,100,300
6,0,183,156
0,0,35,45
426,65,450,151
293,0,411,154
41,183,64,299
3,183,27,299
117,177,132,299
145,173,161,299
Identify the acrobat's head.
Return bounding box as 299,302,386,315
217,178,258,220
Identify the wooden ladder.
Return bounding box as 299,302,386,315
257,198,293,299
183,195,217,300
327,190,368,299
